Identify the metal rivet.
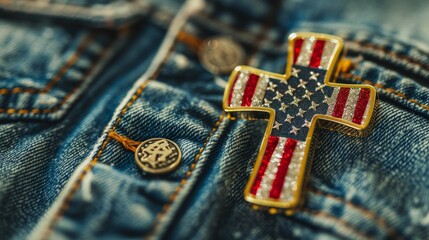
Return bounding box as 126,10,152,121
134,138,181,174
268,208,278,215
199,37,245,74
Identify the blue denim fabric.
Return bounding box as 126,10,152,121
1,0,429,239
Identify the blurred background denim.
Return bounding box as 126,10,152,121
0,0,429,239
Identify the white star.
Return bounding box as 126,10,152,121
315,85,325,92
309,101,318,110
279,102,287,112
290,97,300,106
285,87,295,97
302,90,313,100
297,79,307,88
297,108,305,117
290,126,299,135
273,121,282,130
302,119,311,128
310,71,319,80
273,91,283,101
263,99,272,107
291,68,300,78
285,114,294,123
267,82,277,91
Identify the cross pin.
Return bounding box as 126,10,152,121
223,32,377,214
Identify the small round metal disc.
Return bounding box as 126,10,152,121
199,37,245,74
134,138,181,174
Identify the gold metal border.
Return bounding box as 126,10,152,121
222,32,377,213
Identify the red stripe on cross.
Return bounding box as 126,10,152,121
250,135,279,195
332,88,350,118
269,138,298,199
353,88,371,124
241,74,260,106
293,38,304,65
308,40,326,68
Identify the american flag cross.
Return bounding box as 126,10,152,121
223,32,377,214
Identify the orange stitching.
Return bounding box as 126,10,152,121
176,31,204,51
42,80,156,239
43,30,179,239
350,40,429,71
0,35,113,116
39,31,129,238
108,131,141,152
145,114,225,238
340,73,429,111
41,34,95,93
302,208,373,239
308,188,402,239
44,140,109,240
0,88,37,94
0,29,134,116
0,33,94,95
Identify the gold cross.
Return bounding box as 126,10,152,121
223,32,377,215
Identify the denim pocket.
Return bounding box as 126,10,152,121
0,0,182,28
0,0,187,121
0,18,123,121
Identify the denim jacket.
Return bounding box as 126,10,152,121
1,0,429,239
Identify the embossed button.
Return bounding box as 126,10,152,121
134,138,181,174
199,37,245,74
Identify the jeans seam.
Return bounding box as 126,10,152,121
341,73,429,112
0,0,148,21
308,187,402,239
0,33,94,95
0,31,127,116
350,40,429,71
144,114,225,239
301,208,374,239
41,26,179,238
40,78,155,239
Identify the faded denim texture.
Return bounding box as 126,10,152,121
1,0,429,239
